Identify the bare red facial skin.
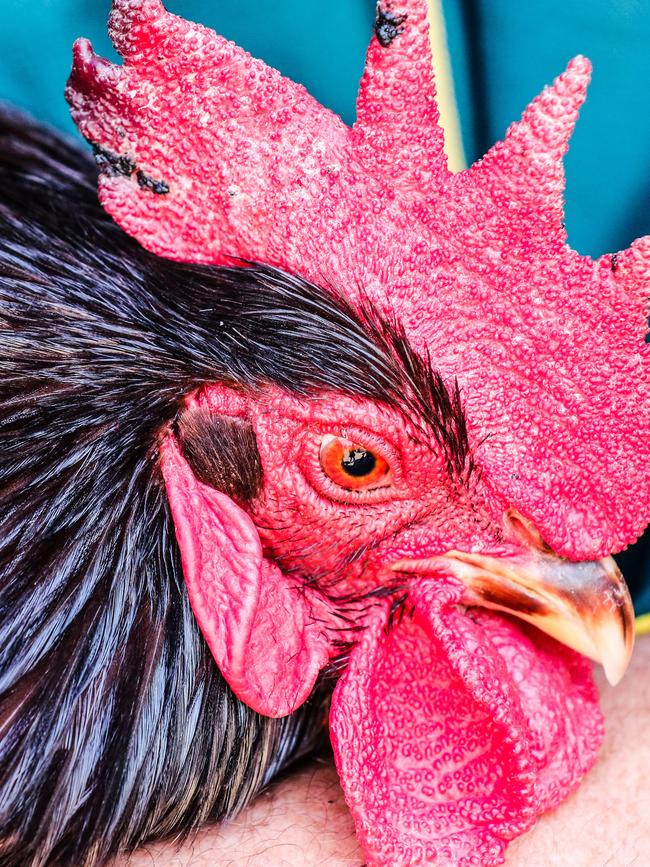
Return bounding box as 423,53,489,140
161,383,604,866
66,0,648,863
196,385,510,597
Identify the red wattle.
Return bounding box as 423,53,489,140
330,578,603,866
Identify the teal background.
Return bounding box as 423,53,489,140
1,1,649,256
443,0,650,257
0,0,648,608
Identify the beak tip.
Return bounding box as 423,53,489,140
596,621,634,687
602,657,627,687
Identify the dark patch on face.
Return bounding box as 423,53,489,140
89,142,169,194
611,253,619,272
375,4,407,47
91,143,136,178
136,169,170,195
176,407,262,502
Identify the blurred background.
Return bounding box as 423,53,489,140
1,0,649,608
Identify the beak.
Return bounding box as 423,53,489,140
392,539,635,686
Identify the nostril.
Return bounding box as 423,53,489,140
505,508,553,554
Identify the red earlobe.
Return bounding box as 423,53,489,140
160,437,332,718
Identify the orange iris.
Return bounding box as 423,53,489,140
319,435,391,492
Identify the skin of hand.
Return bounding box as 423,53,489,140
118,635,650,867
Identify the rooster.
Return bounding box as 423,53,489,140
1,0,648,865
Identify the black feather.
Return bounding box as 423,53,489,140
0,108,468,866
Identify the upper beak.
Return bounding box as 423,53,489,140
392,524,635,686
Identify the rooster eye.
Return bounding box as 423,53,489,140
319,435,391,491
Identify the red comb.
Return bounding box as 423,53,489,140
67,0,649,563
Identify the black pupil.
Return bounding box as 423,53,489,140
341,448,376,477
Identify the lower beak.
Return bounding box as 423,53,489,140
391,549,634,686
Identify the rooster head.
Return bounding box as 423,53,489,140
66,1,649,863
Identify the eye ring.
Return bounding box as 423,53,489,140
319,434,392,492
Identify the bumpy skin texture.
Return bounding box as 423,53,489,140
66,1,649,864
66,0,650,560
330,584,601,866
162,383,603,866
